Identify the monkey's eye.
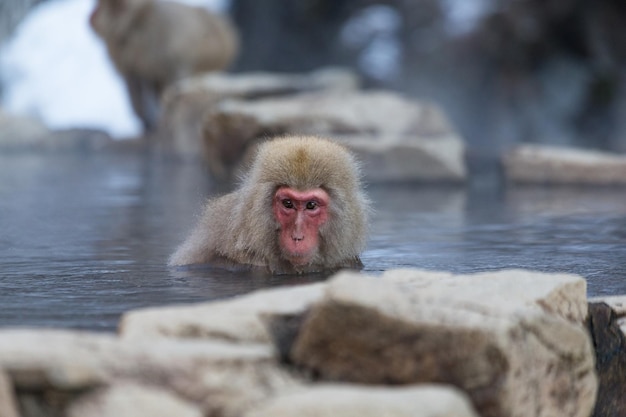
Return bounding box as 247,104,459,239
282,199,294,209
305,201,317,210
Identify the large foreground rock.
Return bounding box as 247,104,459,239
244,384,479,417
0,330,301,417
0,268,607,417
122,268,597,417
0,371,19,417
282,269,596,417
503,144,626,185
157,68,358,160
66,383,202,417
120,283,326,343
201,90,466,182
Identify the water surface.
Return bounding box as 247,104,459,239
1,152,625,331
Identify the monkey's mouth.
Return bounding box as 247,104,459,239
278,230,318,266
285,252,314,266
282,244,317,266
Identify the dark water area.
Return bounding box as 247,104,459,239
1,152,625,332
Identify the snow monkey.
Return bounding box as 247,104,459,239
169,136,370,274
90,0,238,131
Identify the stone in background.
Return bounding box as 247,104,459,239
157,68,358,161
201,89,466,183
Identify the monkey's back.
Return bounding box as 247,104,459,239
157,2,239,76
107,1,238,85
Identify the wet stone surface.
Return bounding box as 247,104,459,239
1,152,626,331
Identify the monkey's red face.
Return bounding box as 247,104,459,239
273,187,330,266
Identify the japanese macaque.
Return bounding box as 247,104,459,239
169,136,370,274
90,0,238,131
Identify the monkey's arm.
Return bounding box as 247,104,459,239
168,193,236,266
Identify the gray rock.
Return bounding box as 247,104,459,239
380,268,588,323
0,371,19,417
201,90,466,182
586,302,626,417
45,128,115,152
244,384,480,417
66,383,203,417
3,268,597,417
589,295,626,334
170,68,358,99
503,144,626,185
157,68,358,160
120,283,326,343
0,109,115,152
0,109,50,149
288,270,596,417
0,329,301,417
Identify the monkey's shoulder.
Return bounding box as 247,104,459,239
202,192,238,214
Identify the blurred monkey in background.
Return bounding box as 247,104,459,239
90,0,238,131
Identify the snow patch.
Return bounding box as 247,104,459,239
0,0,230,138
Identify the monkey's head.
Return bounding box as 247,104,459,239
90,0,152,39
272,185,330,266
238,136,369,272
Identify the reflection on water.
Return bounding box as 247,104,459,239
1,152,625,331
